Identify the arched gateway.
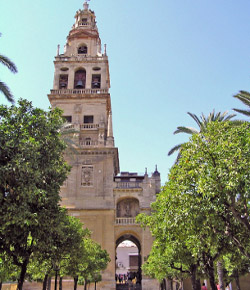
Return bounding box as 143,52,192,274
47,2,161,289
116,235,142,290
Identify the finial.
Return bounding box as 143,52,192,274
83,0,90,10
57,44,60,56
145,167,148,175
104,44,107,56
155,165,158,171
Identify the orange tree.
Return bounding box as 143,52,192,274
0,100,70,290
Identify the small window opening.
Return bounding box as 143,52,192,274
81,18,88,25
92,75,101,89
84,115,94,124
74,69,86,89
85,138,91,145
78,46,88,54
59,74,68,89
63,116,72,123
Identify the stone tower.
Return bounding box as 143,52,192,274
48,2,160,289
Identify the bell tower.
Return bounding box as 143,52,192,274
48,3,119,287
48,2,159,289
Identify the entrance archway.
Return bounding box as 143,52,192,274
115,235,142,290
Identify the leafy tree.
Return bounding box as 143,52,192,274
233,90,250,117
0,252,19,290
0,34,18,104
141,241,188,288
168,110,235,157
138,182,221,290
139,121,250,290
27,210,90,290
0,100,70,289
75,238,110,290
222,250,250,290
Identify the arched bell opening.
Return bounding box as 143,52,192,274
115,235,142,290
74,68,86,89
77,44,88,54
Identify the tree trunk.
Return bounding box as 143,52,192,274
43,274,48,290
84,279,87,290
195,279,201,290
190,264,198,290
0,281,2,290
160,281,164,290
74,276,78,290
235,271,241,290
206,262,217,290
59,277,62,290
217,260,224,290
54,270,58,290
162,278,167,290
166,279,173,290
47,276,52,290
17,258,29,290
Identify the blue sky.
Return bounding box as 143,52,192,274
1,0,250,183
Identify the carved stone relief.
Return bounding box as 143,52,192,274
74,104,82,113
81,166,94,187
116,198,139,218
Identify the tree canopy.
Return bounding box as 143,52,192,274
138,121,250,290
0,100,70,289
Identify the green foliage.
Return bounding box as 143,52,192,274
233,90,250,117
74,238,110,284
138,121,250,288
0,35,18,104
0,252,19,283
168,110,236,157
0,99,70,287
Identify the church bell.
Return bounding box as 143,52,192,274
76,80,84,88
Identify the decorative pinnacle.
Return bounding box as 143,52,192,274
83,0,90,10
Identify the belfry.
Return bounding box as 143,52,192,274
48,2,160,289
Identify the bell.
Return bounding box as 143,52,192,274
60,82,67,88
76,80,84,88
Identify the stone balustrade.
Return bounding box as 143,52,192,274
80,123,99,129
79,140,99,147
62,123,99,132
54,55,107,62
115,217,137,225
115,182,142,189
63,124,76,131
50,88,109,95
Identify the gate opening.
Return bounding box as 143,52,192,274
116,235,142,290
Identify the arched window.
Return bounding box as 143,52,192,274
74,69,86,89
91,74,101,89
78,45,88,54
59,74,68,89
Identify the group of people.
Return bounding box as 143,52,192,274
115,271,141,285
201,282,231,290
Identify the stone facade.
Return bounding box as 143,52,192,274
48,2,160,289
